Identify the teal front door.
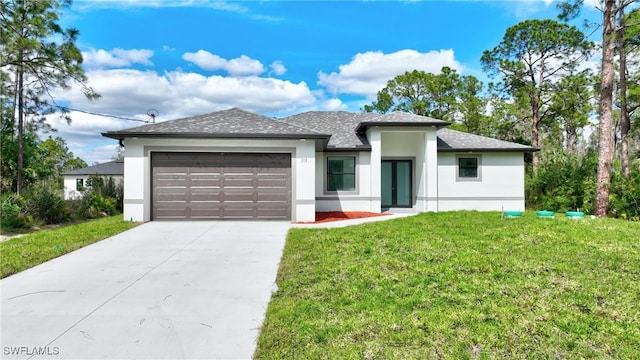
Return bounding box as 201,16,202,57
381,160,412,208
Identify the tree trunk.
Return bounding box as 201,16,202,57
531,61,546,173
531,115,540,172
619,5,631,178
16,65,24,195
566,128,576,154
595,0,617,217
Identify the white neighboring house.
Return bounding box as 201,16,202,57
102,108,536,223
63,160,124,200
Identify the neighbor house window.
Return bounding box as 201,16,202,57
457,156,481,181
327,156,356,191
76,178,84,191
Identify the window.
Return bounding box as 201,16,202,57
76,178,84,191
327,156,356,191
457,156,481,180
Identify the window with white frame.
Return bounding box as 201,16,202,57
326,156,356,191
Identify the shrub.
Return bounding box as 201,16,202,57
526,150,597,212
24,182,68,224
609,165,640,220
66,176,123,220
88,193,117,217
0,193,32,230
66,196,92,220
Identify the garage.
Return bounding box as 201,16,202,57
151,152,291,220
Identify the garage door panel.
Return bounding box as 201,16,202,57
190,194,222,202
152,152,291,220
154,207,189,219
190,179,223,187
156,194,192,202
223,179,256,188
257,194,288,202
256,179,288,187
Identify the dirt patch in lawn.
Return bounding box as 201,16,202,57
296,211,389,224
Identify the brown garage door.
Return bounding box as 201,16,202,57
152,152,291,220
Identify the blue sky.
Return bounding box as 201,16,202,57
47,0,600,164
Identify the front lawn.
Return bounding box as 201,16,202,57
256,211,640,359
0,215,138,278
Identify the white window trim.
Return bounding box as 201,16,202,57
324,153,359,195
456,154,482,182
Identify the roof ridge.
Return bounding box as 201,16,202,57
276,114,329,135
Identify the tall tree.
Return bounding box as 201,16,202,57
481,19,593,172
559,0,636,216
37,136,86,185
456,75,488,135
363,67,486,133
0,0,98,194
595,0,619,216
485,85,532,143
619,6,640,177
547,70,595,153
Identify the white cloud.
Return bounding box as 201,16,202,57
44,111,132,164
321,98,348,111
317,49,462,97
270,61,287,76
583,0,601,7
182,50,265,76
51,68,318,163
226,55,265,76
56,68,316,121
82,48,154,69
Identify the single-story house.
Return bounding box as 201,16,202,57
62,160,124,200
102,108,536,222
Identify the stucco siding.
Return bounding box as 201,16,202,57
437,152,525,211
122,137,316,222
380,129,438,211
314,151,373,213
381,132,423,157
315,198,378,212
63,177,83,200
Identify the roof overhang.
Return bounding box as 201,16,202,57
355,121,451,133
323,145,372,152
437,147,539,153
102,131,330,140
101,131,331,151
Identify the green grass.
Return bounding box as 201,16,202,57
1,215,138,278
255,211,640,359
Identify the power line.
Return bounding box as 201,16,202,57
52,104,152,123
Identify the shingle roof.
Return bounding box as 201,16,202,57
102,108,329,140
101,108,536,152
355,111,450,133
437,128,536,152
282,111,377,150
63,160,124,176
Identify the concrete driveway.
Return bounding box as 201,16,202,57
1,221,290,359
